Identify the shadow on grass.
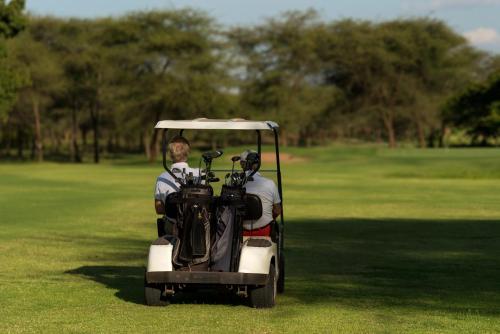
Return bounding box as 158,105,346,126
66,218,500,313
284,218,500,315
66,265,145,304
66,265,244,306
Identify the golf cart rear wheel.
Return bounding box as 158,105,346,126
277,254,285,294
144,275,170,306
249,264,276,308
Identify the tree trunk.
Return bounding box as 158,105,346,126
32,96,43,162
382,112,396,148
148,111,162,163
49,129,57,155
82,127,88,147
438,123,448,148
281,129,288,147
90,104,100,163
416,119,426,148
30,137,36,160
55,134,62,155
106,137,112,153
71,106,81,162
16,127,23,160
148,130,160,163
143,131,151,160
426,129,437,148
138,132,143,153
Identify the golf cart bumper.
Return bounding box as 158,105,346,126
146,271,268,285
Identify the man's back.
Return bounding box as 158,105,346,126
154,161,199,204
243,172,281,230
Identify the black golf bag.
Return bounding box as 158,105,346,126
166,184,214,269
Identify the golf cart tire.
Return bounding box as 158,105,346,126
277,253,285,294
144,275,170,306
249,264,276,308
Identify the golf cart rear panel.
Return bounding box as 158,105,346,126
146,271,268,285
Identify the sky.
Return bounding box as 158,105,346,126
26,0,500,53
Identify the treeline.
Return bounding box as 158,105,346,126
0,6,499,163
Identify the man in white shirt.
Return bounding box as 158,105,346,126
154,136,199,215
240,150,282,236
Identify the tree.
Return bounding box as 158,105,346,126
230,11,335,146
443,72,500,145
315,18,481,147
0,0,25,123
100,10,228,161
7,30,64,161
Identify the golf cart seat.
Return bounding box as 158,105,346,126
164,192,179,220
156,193,180,237
244,193,262,220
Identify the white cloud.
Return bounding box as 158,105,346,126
464,27,500,45
430,0,500,10
404,0,500,11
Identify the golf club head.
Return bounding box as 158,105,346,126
231,156,241,162
202,150,223,162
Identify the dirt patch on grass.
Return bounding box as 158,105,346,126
261,152,308,163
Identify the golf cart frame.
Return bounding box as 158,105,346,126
145,118,285,307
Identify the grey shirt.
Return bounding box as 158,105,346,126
243,172,281,230
154,162,200,203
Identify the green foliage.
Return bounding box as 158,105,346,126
8,31,64,98
317,18,479,147
0,9,498,161
230,11,335,145
444,73,500,143
0,0,25,38
0,0,24,122
0,59,22,122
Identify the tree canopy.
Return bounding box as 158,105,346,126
0,8,498,162
0,0,25,122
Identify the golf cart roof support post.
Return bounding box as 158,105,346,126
179,129,184,136
161,129,182,183
272,127,283,227
256,130,261,158
253,130,262,175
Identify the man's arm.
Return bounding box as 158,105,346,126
272,203,282,219
155,200,165,215
154,175,167,215
271,180,282,219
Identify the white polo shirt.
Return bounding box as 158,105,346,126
243,172,281,230
154,162,200,203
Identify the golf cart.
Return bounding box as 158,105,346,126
144,118,285,308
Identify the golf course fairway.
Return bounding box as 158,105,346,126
1,146,499,333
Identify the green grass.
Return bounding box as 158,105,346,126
1,146,500,333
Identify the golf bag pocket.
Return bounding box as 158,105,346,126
179,205,210,262
210,185,247,272
210,206,235,272
172,185,213,267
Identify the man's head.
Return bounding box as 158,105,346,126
168,136,190,163
240,149,260,171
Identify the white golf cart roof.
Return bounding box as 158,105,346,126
155,118,279,130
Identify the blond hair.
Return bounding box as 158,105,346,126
168,136,190,163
